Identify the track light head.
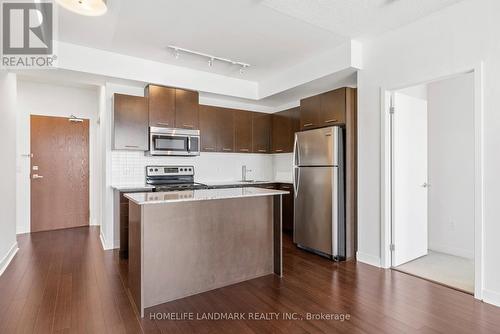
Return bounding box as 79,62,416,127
239,65,248,75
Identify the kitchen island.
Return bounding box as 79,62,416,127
124,187,288,317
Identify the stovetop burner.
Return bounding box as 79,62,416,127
146,165,209,192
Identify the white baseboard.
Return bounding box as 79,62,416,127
356,251,381,268
428,245,474,260
483,289,500,308
0,242,19,276
100,231,111,250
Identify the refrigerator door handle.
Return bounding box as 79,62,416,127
293,167,300,197
293,134,300,166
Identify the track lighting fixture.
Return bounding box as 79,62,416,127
167,45,250,74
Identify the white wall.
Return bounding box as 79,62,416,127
427,73,475,259
0,72,18,275
357,0,500,305
16,80,101,234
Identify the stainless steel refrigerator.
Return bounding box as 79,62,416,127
293,126,347,260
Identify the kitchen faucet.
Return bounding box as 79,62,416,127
242,165,252,181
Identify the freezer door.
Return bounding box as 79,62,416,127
294,127,340,166
294,166,339,256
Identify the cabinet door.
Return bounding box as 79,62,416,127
146,85,175,128
300,95,321,130
234,110,253,153
279,183,294,233
271,113,290,153
113,94,148,150
199,105,218,152
175,89,199,129
216,107,235,152
320,88,346,125
252,113,271,153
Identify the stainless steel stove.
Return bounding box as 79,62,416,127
146,165,208,192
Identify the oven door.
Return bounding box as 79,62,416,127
150,132,200,156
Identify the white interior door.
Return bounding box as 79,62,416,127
392,92,428,267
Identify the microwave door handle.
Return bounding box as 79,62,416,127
187,137,191,152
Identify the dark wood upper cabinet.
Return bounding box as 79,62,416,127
271,113,289,153
175,89,199,129
252,113,271,153
199,105,218,152
320,88,346,125
300,94,321,130
234,110,253,153
216,107,235,152
146,85,175,128
113,94,149,151
300,87,347,130
271,107,299,153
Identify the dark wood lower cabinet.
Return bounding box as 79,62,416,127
279,183,294,234
119,193,129,258
116,189,152,259
255,183,294,234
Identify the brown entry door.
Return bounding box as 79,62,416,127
31,115,90,232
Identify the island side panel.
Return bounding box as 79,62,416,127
128,201,143,317
142,196,274,309
273,195,283,277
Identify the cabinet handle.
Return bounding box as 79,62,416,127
222,148,232,151
275,149,283,153
324,119,338,123
156,122,169,126
204,147,215,151
125,145,139,148
239,148,249,152
258,149,267,153
183,124,194,128
303,123,313,127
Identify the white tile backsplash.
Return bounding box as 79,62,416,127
273,153,293,182
111,151,276,185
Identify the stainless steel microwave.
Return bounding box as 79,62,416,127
149,127,200,156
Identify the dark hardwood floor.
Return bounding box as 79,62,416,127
1,226,499,333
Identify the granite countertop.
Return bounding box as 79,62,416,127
124,187,289,205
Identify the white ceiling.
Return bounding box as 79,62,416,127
58,0,346,82
57,0,463,82
262,0,464,39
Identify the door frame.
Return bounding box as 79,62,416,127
379,63,484,300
